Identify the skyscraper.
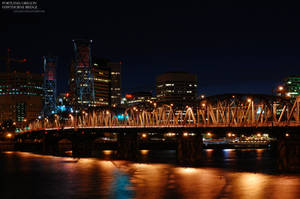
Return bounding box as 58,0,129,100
42,56,57,116
92,59,111,107
69,39,95,110
90,59,122,108
108,62,121,107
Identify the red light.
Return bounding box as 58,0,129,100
23,58,27,62
65,93,70,97
120,61,122,64
125,94,133,99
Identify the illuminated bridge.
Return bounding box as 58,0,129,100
27,94,300,129
16,95,300,172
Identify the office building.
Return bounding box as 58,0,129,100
69,39,95,110
42,56,57,116
92,59,111,107
276,75,300,101
125,91,156,110
0,71,43,129
108,62,121,107
91,59,122,108
156,72,198,108
56,93,72,113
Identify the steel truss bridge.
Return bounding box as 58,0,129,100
28,95,300,131
16,95,300,172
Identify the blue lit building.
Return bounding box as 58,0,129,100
56,93,73,113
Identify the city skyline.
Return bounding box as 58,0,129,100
1,2,300,96
1,39,299,97
2,2,300,198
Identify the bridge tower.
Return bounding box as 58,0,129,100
71,39,95,111
42,56,57,117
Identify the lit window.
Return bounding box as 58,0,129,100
165,84,174,87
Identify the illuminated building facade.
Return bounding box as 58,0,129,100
156,72,198,108
90,59,122,108
56,93,72,113
69,52,122,109
42,56,57,116
0,71,43,129
277,76,300,101
108,62,121,107
92,59,111,107
69,39,95,111
125,92,156,109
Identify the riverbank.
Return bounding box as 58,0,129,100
0,141,14,151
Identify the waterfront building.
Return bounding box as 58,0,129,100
56,93,72,113
0,71,43,129
156,72,198,108
125,91,156,110
276,75,300,101
92,59,122,108
42,56,57,116
69,52,122,109
108,62,121,107
69,39,95,111
92,59,111,107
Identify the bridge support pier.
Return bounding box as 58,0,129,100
277,135,300,172
42,136,59,155
177,132,203,166
72,138,94,157
117,132,138,160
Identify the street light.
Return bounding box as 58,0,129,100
278,86,284,91
285,133,290,137
257,133,261,137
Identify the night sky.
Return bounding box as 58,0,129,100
1,1,300,96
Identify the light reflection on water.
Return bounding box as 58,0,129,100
1,150,300,199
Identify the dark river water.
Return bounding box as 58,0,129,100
1,149,300,199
